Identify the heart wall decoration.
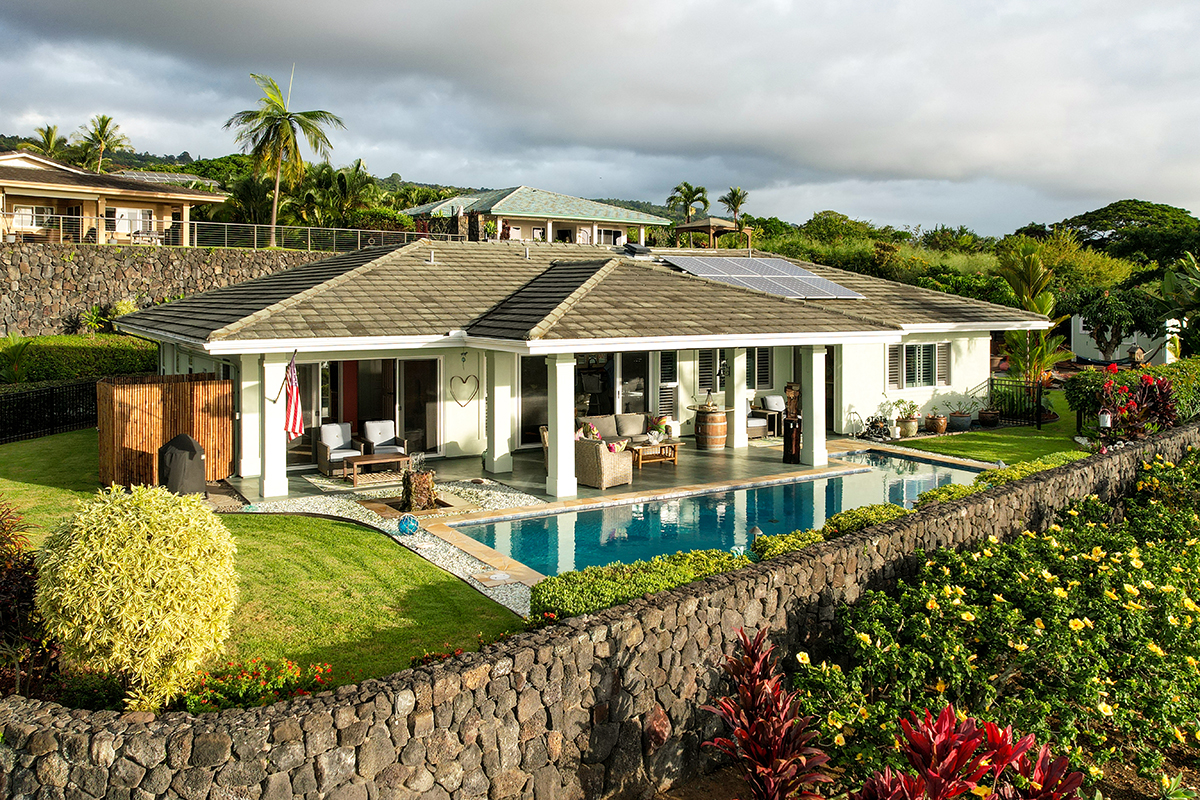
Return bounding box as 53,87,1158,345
450,375,479,407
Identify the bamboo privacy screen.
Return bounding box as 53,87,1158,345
98,373,234,486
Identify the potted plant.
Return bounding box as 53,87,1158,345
978,402,1001,427
924,404,947,434
944,394,979,431
894,399,921,438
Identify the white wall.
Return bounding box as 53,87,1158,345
489,215,629,245
839,333,991,432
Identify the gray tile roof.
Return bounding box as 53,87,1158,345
0,164,225,202
117,240,1045,347
403,186,670,226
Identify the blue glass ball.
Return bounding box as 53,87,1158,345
397,513,420,536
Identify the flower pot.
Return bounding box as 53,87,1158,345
947,412,973,432
897,417,920,438
978,409,1000,428
889,425,901,439
925,415,948,434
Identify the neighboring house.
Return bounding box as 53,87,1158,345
0,151,224,246
116,241,1046,499
403,186,670,245
1070,316,1173,366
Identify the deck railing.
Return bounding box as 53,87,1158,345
0,212,463,252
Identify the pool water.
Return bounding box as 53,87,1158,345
451,452,981,577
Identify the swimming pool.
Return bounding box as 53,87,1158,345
450,452,981,576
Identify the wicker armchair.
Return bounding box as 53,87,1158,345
316,422,364,477
575,438,633,490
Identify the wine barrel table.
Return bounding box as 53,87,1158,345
688,405,734,450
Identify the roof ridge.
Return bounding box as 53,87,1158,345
209,242,421,340
526,259,620,340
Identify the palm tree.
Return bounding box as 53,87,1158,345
666,181,709,246
224,73,344,246
718,186,750,247
18,125,69,161
73,115,132,173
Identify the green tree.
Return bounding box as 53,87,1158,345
996,240,1073,382
73,115,132,173
718,186,750,246
208,174,275,225
17,125,69,161
1160,252,1200,356
1056,287,1162,360
1059,199,1199,250
224,73,345,246
798,210,874,243
293,159,380,227
667,181,709,245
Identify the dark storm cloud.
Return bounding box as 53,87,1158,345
2,0,1198,234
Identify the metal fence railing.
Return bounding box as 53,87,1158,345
0,212,463,252
0,379,98,444
988,376,1043,429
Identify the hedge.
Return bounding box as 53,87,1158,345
20,335,157,382
1064,356,1200,421
753,528,824,560
752,502,909,561
529,549,750,619
914,450,1091,508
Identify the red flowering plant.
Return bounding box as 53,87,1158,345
1096,364,1178,444
703,628,831,800
182,659,333,713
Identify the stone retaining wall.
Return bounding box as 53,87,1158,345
4,425,1198,800
1,244,328,336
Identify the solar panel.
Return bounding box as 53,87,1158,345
659,255,863,299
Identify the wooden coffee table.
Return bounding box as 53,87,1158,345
342,453,412,487
629,440,682,469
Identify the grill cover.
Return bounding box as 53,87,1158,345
158,433,207,496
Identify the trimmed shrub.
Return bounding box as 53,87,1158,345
753,528,824,560
913,483,982,508
822,503,909,539
36,485,238,710
1064,356,1200,421
974,451,1089,489
0,497,58,698
23,335,157,382
530,549,750,619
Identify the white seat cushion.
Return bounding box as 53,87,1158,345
747,418,768,429
328,448,359,462
373,445,406,455
763,395,786,412
363,420,397,445
319,422,352,449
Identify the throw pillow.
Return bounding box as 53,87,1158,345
650,414,669,435
582,422,601,440
574,427,585,441
607,440,628,453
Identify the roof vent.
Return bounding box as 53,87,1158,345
525,247,530,259
426,249,437,264
623,242,652,259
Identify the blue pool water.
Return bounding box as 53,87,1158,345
451,452,981,576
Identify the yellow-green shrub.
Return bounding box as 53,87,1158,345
36,485,238,710
752,528,824,560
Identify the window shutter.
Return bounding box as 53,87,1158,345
755,347,772,389
936,343,951,386
698,350,714,392
887,345,902,390
658,352,678,417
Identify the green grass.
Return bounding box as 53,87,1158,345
0,428,100,538
900,391,1082,464
214,514,523,683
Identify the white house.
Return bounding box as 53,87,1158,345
116,240,1046,499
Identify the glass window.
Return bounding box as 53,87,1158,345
520,355,548,447
13,205,54,228
620,352,649,413
889,343,951,389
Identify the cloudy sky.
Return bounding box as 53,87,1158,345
2,0,1198,234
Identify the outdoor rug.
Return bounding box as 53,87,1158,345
747,436,785,448
302,471,407,493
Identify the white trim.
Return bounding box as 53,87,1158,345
899,321,1047,333
0,176,222,204
204,335,453,355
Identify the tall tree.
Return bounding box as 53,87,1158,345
718,186,750,246
667,181,708,246
73,115,131,173
17,125,69,161
224,73,344,246
996,240,1073,382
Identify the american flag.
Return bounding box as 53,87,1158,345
284,355,304,441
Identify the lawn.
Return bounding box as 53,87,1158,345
1,430,524,683
899,390,1083,464
0,428,99,537
220,514,523,682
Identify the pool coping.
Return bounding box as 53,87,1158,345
420,445,992,587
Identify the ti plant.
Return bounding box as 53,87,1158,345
703,628,831,800
854,705,1083,800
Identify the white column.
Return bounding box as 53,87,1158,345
159,343,177,375
546,220,554,242
800,345,828,467
239,353,262,478
259,355,290,498
727,347,748,448
639,226,645,245
484,350,515,473
496,216,503,240
545,353,577,497
591,222,598,245
180,204,191,247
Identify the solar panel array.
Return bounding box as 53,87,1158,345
113,171,220,188
659,256,864,300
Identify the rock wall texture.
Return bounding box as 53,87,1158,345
4,425,1198,800
0,244,328,336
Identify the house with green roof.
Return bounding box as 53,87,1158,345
116,239,1046,501
402,186,670,246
